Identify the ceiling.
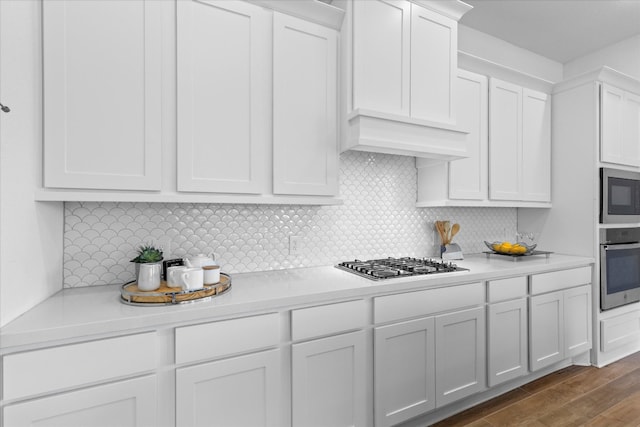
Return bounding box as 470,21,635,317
460,0,640,63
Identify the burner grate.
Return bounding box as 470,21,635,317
336,257,467,280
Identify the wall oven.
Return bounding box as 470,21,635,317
600,168,640,224
600,227,640,310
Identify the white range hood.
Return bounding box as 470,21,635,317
340,0,472,160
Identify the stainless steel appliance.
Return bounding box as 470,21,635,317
600,227,640,310
336,257,467,280
600,168,640,224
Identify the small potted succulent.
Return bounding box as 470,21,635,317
131,244,164,291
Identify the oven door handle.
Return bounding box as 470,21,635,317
603,242,640,251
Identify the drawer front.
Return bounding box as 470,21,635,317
601,310,640,352
530,266,592,295
374,282,484,324
292,300,366,341
175,313,280,364
488,276,527,303
2,332,156,401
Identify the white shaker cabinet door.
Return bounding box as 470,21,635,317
489,78,522,201
521,88,551,202
273,13,338,196
622,90,640,167
292,331,367,427
3,375,157,427
352,0,411,115
177,0,269,194
564,285,592,357
529,291,564,371
435,306,486,407
43,0,162,191
449,70,488,200
601,84,640,167
374,317,436,427
410,4,457,124
487,298,528,387
176,349,281,427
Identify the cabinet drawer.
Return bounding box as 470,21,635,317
601,310,640,352
175,313,279,364
374,282,484,324
292,300,366,341
530,266,592,295
488,276,527,303
2,332,156,401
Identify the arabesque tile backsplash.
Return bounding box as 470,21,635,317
64,151,516,287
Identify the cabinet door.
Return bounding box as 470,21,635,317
410,4,457,123
622,91,640,167
564,285,592,357
176,349,281,427
374,317,436,427
292,331,366,427
43,0,162,191
435,307,486,407
352,0,410,115
530,291,564,371
177,0,269,193
489,78,522,200
449,70,488,200
488,299,528,387
521,88,551,202
3,375,156,427
601,84,628,166
273,13,338,196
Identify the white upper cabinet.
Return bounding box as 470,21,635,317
448,70,488,200
601,84,640,167
43,0,162,191
177,0,270,194
417,69,550,207
352,0,411,116
521,88,552,201
273,13,338,196
410,5,457,124
342,0,471,159
489,77,551,202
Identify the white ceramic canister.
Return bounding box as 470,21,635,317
203,265,221,285
137,262,162,291
167,265,188,288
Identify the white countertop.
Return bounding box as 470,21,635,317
0,253,594,349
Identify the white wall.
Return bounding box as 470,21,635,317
458,25,563,83
564,35,640,81
0,0,63,327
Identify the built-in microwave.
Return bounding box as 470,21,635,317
600,168,640,224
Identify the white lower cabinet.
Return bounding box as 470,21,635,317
530,284,592,371
435,307,486,406
176,349,282,427
3,375,157,427
374,317,436,427
292,331,367,427
487,298,528,387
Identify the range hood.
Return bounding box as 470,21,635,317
343,109,469,160
340,0,472,160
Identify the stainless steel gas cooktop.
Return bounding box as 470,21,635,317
335,257,468,280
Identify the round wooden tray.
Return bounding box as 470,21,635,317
120,273,231,306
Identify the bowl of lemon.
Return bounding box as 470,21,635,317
484,241,537,256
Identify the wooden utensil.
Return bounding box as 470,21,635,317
449,223,460,242
435,221,446,244
443,221,451,245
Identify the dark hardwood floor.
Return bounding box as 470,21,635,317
431,351,640,426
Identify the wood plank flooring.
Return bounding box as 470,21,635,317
431,352,640,426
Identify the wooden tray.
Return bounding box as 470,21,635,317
120,273,231,306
